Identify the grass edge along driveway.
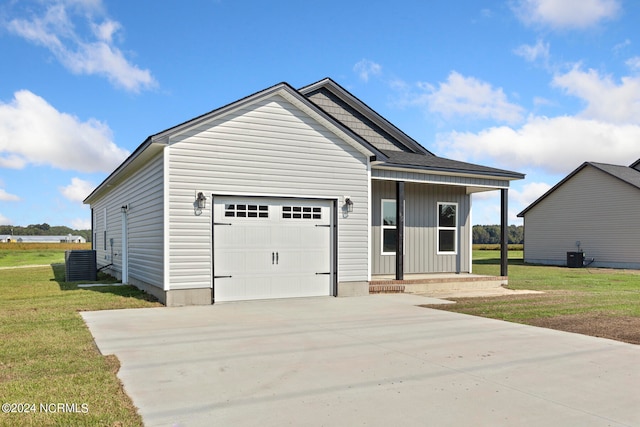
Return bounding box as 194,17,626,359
0,264,161,427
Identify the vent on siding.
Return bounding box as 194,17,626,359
65,250,97,281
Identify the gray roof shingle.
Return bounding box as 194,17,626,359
378,150,525,179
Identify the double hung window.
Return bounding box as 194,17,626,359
437,202,457,254
381,199,397,255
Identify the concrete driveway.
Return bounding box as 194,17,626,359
81,294,640,427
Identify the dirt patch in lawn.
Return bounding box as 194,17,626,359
528,313,640,345
422,291,640,345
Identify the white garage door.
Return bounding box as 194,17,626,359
213,197,333,302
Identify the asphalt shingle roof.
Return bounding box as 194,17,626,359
590,162,640,190
378,150,525,179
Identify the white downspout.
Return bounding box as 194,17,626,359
121,205,128,284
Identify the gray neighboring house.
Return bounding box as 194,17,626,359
518,159,640,269
84,78,524,306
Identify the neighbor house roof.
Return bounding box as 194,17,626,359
517,160,640,217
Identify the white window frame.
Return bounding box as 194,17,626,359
381,199,397,255
437,202,458,255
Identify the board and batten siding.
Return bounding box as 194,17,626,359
91,153,165,288
166,94,370,290
371,180,471,275
523,165,640,268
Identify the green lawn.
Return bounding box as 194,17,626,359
2,246,638,426
431,250,640,344
0,264,161,426
0,243,91,267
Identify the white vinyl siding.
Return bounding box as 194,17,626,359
90,153,165,288
166,94,369,290
372,180,471,274
523,166,640,268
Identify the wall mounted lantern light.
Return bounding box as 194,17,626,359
196,192,207,209
344,197,354,213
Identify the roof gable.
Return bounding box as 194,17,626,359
299,78,433,156
150,82,383,159
85,82,386,204
518,161,640,217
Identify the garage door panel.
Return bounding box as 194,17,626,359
216,277,274,302
213,197,332,302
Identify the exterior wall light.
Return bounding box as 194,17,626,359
344,197,354,212
196,192,207,209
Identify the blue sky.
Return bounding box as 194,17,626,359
1,0,639,229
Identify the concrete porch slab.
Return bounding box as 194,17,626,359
370,273,509,294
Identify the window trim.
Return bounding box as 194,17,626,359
437,202,458,255
381,199,397,256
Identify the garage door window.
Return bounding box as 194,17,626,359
282,206,322,219
225,204,269,218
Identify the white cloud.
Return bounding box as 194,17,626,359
71,217,91,230
7,1,156,92
0,188,20,201
513,0,620,29
552,65,640,124
0,90,129,172
511,182,552,207
414,72,525,124
60,177,94,202
626,56,640,72
514,39,550,63
353,59,382,82
436,115,640,175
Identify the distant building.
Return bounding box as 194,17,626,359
518,159,640,269
0,235,87,243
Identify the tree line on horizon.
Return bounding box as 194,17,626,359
473,224,524,245
0,224,92,242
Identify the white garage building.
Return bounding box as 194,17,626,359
84,78,523,305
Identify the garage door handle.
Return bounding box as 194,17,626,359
276,252,279,264
272,252,275,264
